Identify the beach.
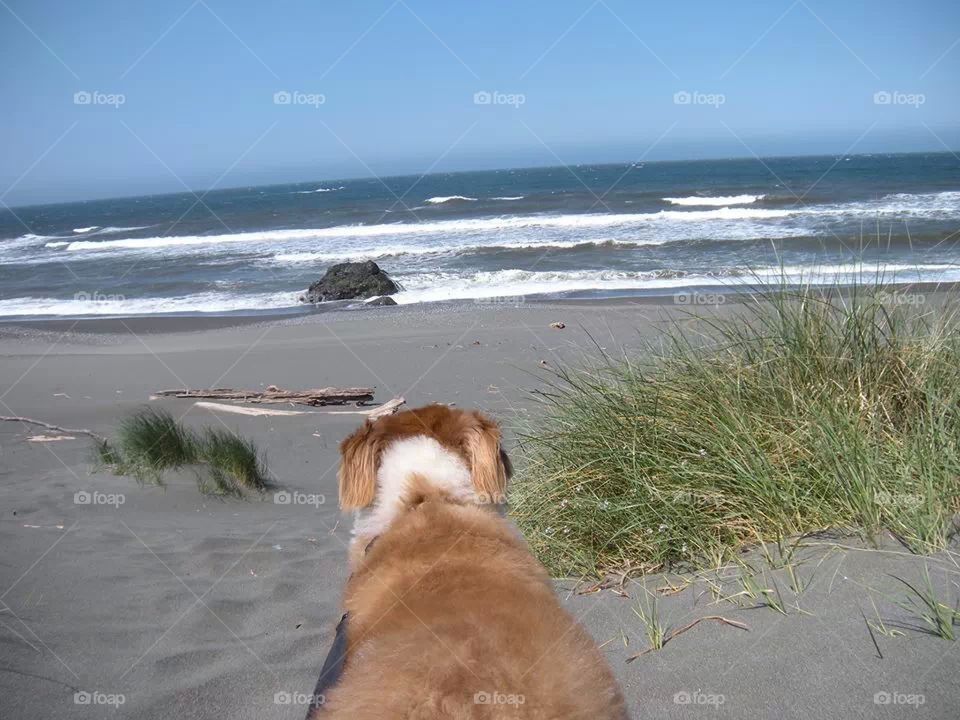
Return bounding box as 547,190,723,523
2,298,958,719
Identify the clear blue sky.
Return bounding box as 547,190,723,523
2,0,958,204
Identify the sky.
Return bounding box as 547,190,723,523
1,0,959,205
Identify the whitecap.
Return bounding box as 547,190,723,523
425,195,478,204
663,195,764,206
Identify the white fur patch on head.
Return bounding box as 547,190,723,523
350,435,474,542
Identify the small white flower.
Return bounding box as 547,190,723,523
698,448,707,457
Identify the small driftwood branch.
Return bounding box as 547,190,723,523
626,616,749,662
322,397,406,419
154,385,375,406
1,416,105,444
194,396,405,419
194,402,307,417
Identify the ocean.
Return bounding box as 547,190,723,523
1,152,958,318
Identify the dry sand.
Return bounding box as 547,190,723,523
1,298,958,719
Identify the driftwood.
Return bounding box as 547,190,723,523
1,416,105,443
321,397,406,419
194,402,307,417
194,396,405,419
154,385,375,406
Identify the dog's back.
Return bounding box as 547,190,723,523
321,481,628,719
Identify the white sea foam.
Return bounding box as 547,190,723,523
6,233,54,242
294,186,345,194
0,291,297,317
73,226,100,233
0,233,61,259
56,208,794,254
93,225,152,234
391,263,960,304
3,262,957,317
491,196,525,200
664,194,765,206
425,195,477,204
22,190,960,265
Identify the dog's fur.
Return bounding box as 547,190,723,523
319,405,627,719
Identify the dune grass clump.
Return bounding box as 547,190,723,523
97,408,269,496
510,280,960,577
115,407,198,477
198,427,269,496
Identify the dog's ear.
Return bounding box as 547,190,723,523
499,446,513,481
338,421,380,509
464,413,509,503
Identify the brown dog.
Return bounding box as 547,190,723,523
314,405,628,719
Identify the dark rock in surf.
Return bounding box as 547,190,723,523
366,295,398,306
301,261,400,303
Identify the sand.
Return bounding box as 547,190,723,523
1,298,958,719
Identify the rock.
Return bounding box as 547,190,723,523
367,295,398,306
301,261,400,303
550,321,566,329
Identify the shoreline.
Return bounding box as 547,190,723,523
2,280,957,336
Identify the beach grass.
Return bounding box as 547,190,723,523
890,565,959,640
198,427,270,496
97,407,269,496
114,407,198,481
509,278,960,577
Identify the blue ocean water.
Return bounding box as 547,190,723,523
0,152,958,317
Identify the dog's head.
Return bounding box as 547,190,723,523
338,405,512,522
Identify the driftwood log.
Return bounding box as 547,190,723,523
154,385,375,406
194,396,405,419
1,416,106,443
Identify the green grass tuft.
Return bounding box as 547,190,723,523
510,277,960,577
198,427,270,496
117,407,198,481
890,565,959,640
98,407,269,496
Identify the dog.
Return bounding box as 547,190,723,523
310,404,628,719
